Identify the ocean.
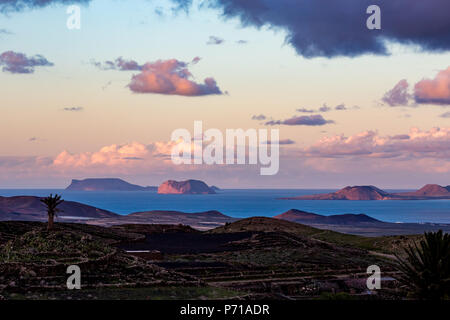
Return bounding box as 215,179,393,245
1,189,450,224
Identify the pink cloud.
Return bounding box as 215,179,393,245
53,142,159,168
0,51,53,74
40,127,450,172
128,59,223,96
414,67,450,105
381,67,450,106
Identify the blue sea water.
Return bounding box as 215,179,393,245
1,189,450,224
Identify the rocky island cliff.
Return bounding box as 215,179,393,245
157,180,216,194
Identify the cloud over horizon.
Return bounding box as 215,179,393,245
265,114,334,126
3,126,450,187
63,107,84,112
297,104,349,113
296,108,315,113
263,139,295,145
303,127,450,160
0,50,53,74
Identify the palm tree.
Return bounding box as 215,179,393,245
395,230,450,300
40,194,64,231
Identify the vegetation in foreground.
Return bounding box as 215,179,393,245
3,286,240,300
0,212,448,300
40,194,63,231
395,230,450,300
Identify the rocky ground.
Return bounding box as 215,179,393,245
0,219,415,300
0,222,204,300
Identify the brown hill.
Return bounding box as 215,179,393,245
209,217,320,236
157,179,215,194
282,186,391,200
0,196,118,221
275,209,381,225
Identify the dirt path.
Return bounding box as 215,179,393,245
368,250,396,260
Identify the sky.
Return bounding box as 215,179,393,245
1,0,450,188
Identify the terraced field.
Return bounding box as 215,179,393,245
118,218,411,299
0,218,413,300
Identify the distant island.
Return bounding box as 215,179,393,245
66,178,157,192
281,184,450,200
398,184,450,197
157,179,216,194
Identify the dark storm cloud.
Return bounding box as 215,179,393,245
0,0,90,13
172,0,450,58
